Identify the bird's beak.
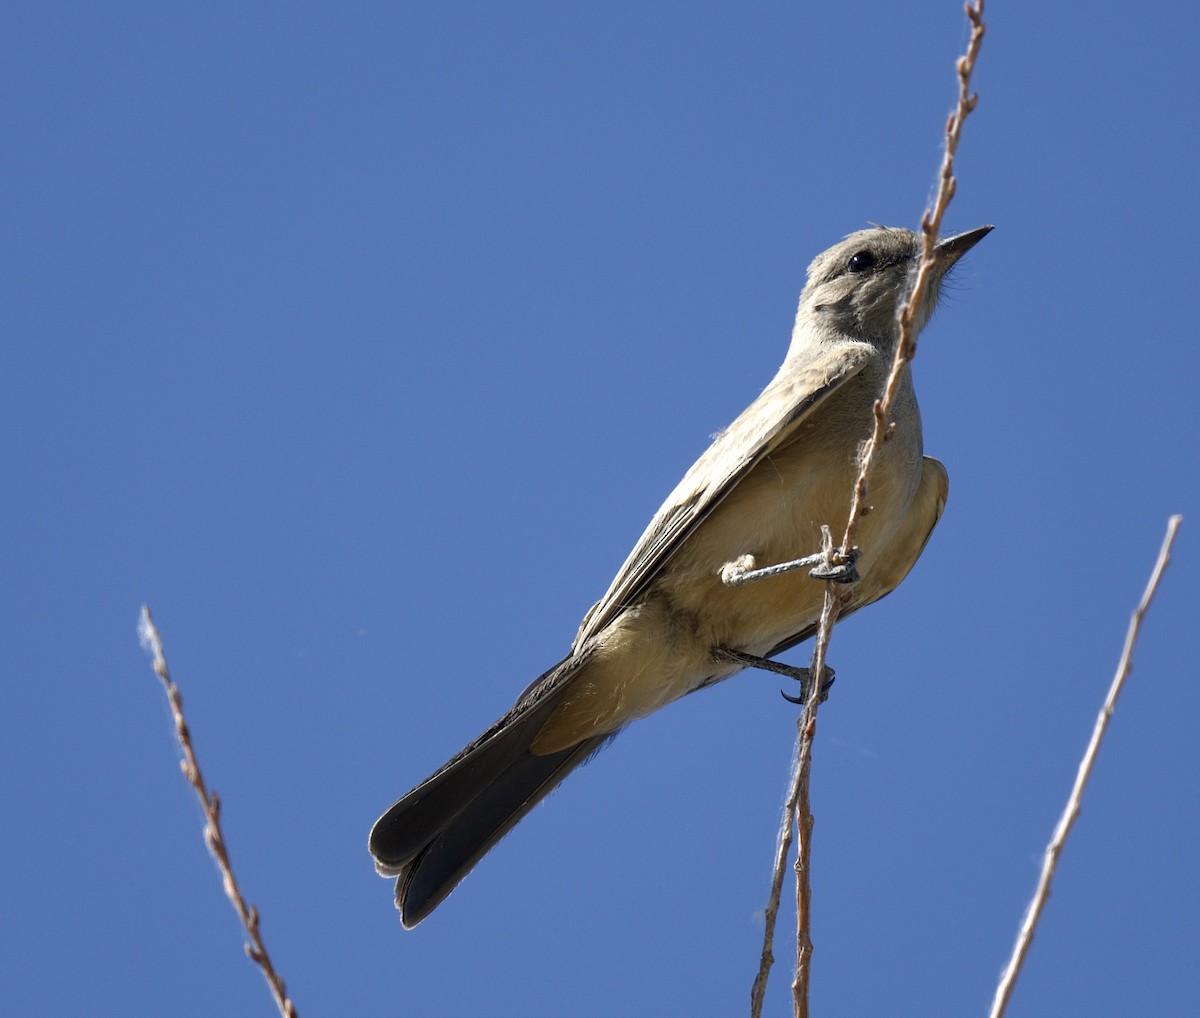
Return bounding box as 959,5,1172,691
935,225,993,266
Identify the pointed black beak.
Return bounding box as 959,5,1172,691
935,224,993,265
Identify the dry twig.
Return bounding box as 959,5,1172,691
789,581,841,1017
750,529,843,1018
987,515,1182,1018
138,605,299,1018
751,4,987,1014
839,0,987,562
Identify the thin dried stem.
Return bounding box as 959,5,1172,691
749,546,841,1018
752,4,988,1014
790,582,842,1017
138,605,299,1018
987,515,1182,1018
838,0,986,561
750,760,796,1016
749,532,845,1018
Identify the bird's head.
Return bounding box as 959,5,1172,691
797,224,991,343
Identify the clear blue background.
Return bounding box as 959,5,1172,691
4,3,1197,1016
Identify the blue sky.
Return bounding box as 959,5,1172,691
4,3,1198,1016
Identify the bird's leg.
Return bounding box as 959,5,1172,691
713,648,836,705
719,539,861,587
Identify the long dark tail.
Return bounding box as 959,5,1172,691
369,654,609,928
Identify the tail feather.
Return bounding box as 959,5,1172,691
369,654,610,927
397,737,605,927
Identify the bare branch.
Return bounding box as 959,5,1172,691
750,764,795,1016
138,606,299,1018
987,515,1183,1018
790,581,842,1017
752,4,989,1013
749,553,842,1018
839,0,986,561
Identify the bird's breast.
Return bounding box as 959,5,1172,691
530,375,925,754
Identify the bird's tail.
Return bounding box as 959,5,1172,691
368,654,608,928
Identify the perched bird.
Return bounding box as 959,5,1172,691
370,224,991,927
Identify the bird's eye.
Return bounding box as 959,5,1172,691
847,250,876,273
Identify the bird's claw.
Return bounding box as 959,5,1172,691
712,648,836,707
780,665,836,705
809,546,860,584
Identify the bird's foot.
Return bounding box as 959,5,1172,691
780,666,836,705
714,648,836,705
808,545,860,584
719,545,860,586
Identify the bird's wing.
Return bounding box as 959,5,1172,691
573,341,875,649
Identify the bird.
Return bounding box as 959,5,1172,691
370,223,991,927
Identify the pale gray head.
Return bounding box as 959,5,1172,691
797,224,992,343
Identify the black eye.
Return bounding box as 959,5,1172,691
847,250,876,273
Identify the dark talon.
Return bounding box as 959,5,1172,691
780,665,835,705
713,648,835,706
809,546,861,584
